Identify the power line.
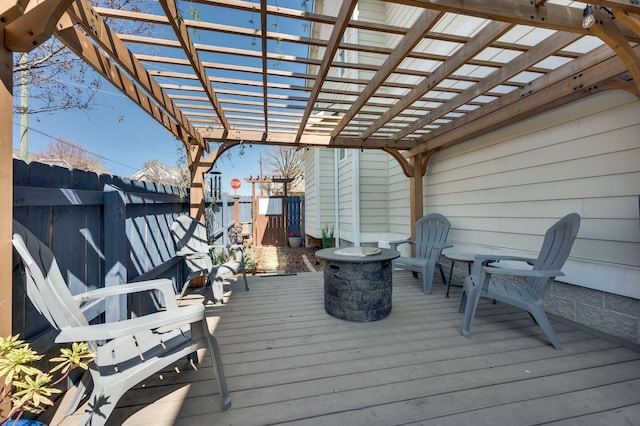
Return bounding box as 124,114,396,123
13,121,139,172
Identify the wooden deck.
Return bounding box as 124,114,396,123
56,271,640,425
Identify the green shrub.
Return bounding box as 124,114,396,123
322,223,334,248
243,247,257,274
211,247,229,265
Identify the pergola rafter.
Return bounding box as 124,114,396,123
160,0,229,136
54,13,195,148
331,9,443,138
396,30,583,144
409,43,637,156
392,0,640,40
362,20,513,141
65,0,206,149
296,0,359,142
0,0,640,155
260,0,270,135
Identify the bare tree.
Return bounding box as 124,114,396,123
137,159,189,187
13,1,152,116
13,42,100,116
36,138,103,171
265,146,304,195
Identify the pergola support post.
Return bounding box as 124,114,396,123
408,154,424,243
385,148,434,243
1,32,13,339
189,145,210,222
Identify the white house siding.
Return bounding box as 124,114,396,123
304,148,336,240
357,0,387,84
304,149,318,238
314,0,339,18
422,90,639,301
388,155,411,237
359,150,391,242
338,150,354,241
379,90,640,344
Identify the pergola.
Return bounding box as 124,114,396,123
0,0,639,335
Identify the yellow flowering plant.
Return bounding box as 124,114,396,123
0,335,95,423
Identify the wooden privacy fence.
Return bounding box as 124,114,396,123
12,159,189,352
205,194,253,244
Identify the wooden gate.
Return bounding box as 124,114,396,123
255,196,286,246
288,196,303,235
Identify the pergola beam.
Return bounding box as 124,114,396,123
54,14,193,148
295,0,358,142
390,0,639,42
0,0,29,29
589,8,640,96
4,0,75,51
331,9,442,138
614,9,640,36
160,0,230,133
397,31,581,143
408,43,635,156
590,0,640,14
200,128,418,150
66,0,205,149
363,20,512,141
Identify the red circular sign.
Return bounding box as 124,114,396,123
230,178,242,190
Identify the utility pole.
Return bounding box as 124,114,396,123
259,151,264,195
19,53,28,162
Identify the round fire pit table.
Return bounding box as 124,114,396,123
317,247,400,322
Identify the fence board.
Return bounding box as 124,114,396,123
13,186,104,206
12,159,187,348
24,163,54,340
12,160,29,336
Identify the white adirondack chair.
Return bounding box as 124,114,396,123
170,215,249,303
11,220,231,425
459,213,581,350
389,213,451,294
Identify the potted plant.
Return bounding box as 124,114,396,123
288,230,303,248
0,335,95,425
322,224,334,248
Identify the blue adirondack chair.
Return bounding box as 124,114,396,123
12,220,231,425
171,215,249,303
459,213,581,350
389,213,451,295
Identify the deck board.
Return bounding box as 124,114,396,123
55,270,640,425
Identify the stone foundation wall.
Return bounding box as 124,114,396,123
545,281,640,345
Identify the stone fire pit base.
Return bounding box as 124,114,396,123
323,259,393,322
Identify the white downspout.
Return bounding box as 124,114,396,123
353,149,360,247
334,149,340,248
351,18,360,247
314,148,321,238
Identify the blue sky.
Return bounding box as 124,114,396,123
12,0,312,197
12,89,268,197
